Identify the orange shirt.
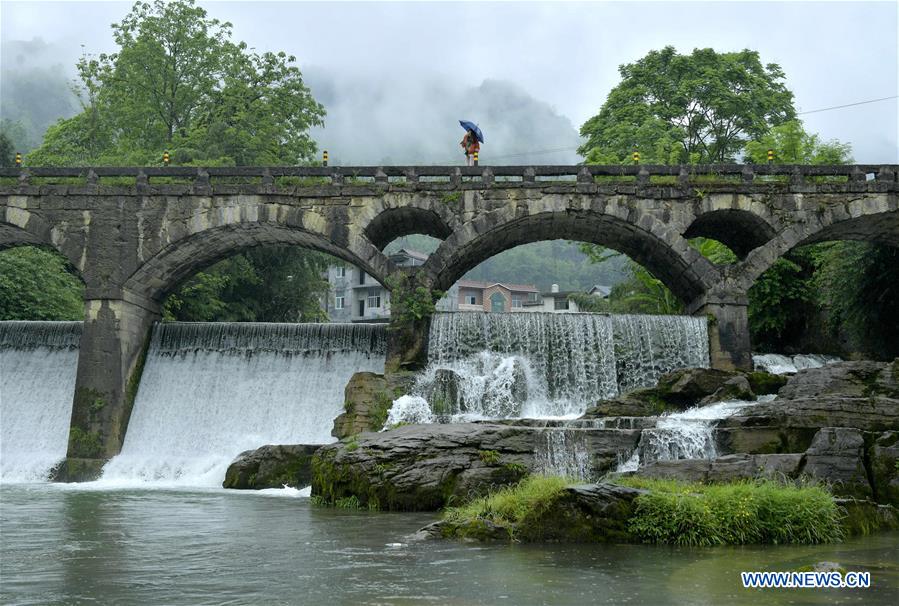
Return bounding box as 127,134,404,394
462,133,480,155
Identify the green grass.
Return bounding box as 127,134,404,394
617,477,844,546
443,475,570,530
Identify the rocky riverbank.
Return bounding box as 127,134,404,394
226,359,899,541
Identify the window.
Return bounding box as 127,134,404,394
512,295,522,308
336,266,346,278
367,292,381,308
528,292,538,303
554,297,570,311
465,292,478,305
490,292,506,313
358,271,366,285
334,292,345,309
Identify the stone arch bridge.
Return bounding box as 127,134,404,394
2,163,897,473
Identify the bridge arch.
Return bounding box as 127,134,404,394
361,199,457,251
426,207,720,306
684,209,778,260
124,221,390,305
735,200,899,290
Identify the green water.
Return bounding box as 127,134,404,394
1,484,897,605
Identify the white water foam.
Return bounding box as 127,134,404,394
533,429,592,481
0,322,82,483
411,312,709,420
616,398,763,472
384,395,435,427
753,353,841,375
97,322,385,488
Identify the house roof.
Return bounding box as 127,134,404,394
456,279,539,293
389,248,430,262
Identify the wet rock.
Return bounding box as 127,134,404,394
427,369,462,415
223,444,321,489
331,371,415,439
311,423,641,511
802,428,871,499
658,367,743,401
429,482,646,542
700,375,754,405
633,453,804,483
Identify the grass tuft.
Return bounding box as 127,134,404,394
617,477,844,546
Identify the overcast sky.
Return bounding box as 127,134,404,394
1,0,897,163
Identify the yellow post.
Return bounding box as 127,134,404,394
632,151,640,164
323,150,329,167
15,152,22,167
767,149,774,164
473,151,479,167
162,151,170,166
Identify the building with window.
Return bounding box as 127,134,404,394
324,249,457,323
456,280,540,312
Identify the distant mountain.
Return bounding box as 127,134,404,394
304,68,583,166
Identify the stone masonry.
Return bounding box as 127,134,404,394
1,163,897,474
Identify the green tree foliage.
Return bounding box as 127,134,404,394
164,247,330,322
26,0,325,167
744,120,853,164
813,242,899,359
17,0,331,322
579,46,795,164
0,247,84,320
748,248,817,350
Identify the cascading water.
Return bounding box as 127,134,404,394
99,322,385,486
616,396,774,472
0,321,82,482
753,353,841,375
533,429,592,481
410,312,708,420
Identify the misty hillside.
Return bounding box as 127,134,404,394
0,38,81,151
305,69,583,166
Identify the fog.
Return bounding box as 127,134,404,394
1,1,897,163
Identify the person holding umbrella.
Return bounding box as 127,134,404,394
459,120,483,166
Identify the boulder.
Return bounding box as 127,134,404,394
426,482,647,542
331,371,416,439
311,423,641,511
223,444,321,489
699,375,754,405
657,367,743,401
801,428,871,499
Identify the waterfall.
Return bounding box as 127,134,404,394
533,429,592,481
616,397,772,472
0,321,82,483
415,312,708,420
99,322,385,487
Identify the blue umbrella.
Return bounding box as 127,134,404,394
459,120,484,143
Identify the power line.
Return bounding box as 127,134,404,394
797,95,898,115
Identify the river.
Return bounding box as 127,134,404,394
2,484,897,605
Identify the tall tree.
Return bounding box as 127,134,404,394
579,46,796,164
27,0,325,167
18,0,330,322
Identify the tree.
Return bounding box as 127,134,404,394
27,0,325,167
0,247,84,320
579,46,796,164
744,119,853,164
163,247,330,322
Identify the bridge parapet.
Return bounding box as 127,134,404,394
2,164,896,195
